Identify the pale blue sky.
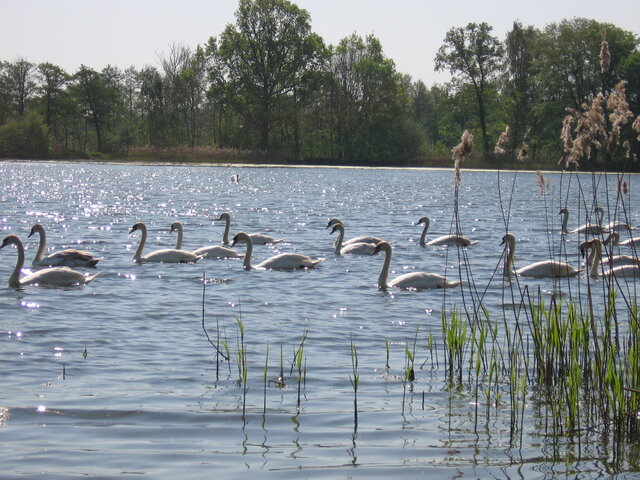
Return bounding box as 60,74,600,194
2,0,639,86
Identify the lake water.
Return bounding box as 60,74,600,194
0,161,638,479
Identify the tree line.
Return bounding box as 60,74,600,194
1,0,639,169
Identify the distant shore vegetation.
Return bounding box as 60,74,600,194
0,0,639,170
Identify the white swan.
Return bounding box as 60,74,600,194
170,222,243,259
371,241,461,290
329,223,377,255
559,206,607,235
129,222,202,264
417,216,476,247
216,212,284,245
501,233,582,278
231,232,324,270
580,238,640,278
28,223,101,268
1,235,98,287
326,218,383,246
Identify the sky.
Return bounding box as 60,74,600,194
2,0,639,87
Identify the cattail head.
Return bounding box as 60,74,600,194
494,125,510,155
600,35,610,73
452,130,473,186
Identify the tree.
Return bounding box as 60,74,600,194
435,22,504,160
213,0,325,149
36,62,69,140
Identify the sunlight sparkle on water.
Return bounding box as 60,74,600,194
36,405,46,413
21,301,40,309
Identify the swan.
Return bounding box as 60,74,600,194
28,223,101,268
216,212,284,245
326,218,384,246
1,235,98,287
329,223,377,255
129,222,202,264
605,220,635,232
231,232,324,270
170,222,243,259
501,233,582,278
559,206,607,235
580,238,640,278
620,237,640,248
416,216,476,247
371,241,461,290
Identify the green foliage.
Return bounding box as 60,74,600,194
0,115,50,158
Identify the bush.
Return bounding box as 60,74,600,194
0,115,51,159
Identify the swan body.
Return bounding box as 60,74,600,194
501,233,581,278
130,223,201,264
581,238,640,277
417,216,476,247
371,241,461,290
1,235,98,287
605,220,635,232
28,223,101,268
217,212,283,245
326,218,383,246
170,222,243,259
620,237,640,248
231,232,323,270
329,223,377,255
560,207,607,235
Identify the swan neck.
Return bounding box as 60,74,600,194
134,225,147,262
420,221,429,247
242,235,253,270
503,238,515,276
9,238,24,287
560,211,568,234
175,225,183,249
222,216,230,245
334,225,344,255
590,241,602,277
377,244,391,289
33,226,46,262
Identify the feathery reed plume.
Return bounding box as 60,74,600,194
517,129,530,162
633,115,640,141
561,94,607,168
600,31,611,73
535,170,548,195
560,113,574,164
494,125,510,155
452,130,473,186
607,81,634,154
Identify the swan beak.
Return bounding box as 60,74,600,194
129,226,137,234
500,236,506,246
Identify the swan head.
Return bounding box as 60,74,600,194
28,224,43,238
170,222,182,233
371,241,390,256
216,212,231,222
500,233,516,249
417,216,429,226
231,231,250,248
559,208,568,216
326,218,341,230
129,222,145,234
1,235,19,249
329,223,344,235
579,240,592,257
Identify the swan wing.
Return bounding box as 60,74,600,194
340,242,377,255
257,253,324,270
605,264,640,278
389,272,461,290
21,267,98,286
426,235,474,247
141,248,201,263
192,245,243,259
516,260,582,278
343,235,383,246
35,249,101,268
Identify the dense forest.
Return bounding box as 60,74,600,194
1,0,639,169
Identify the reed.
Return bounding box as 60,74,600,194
349,335,360,430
